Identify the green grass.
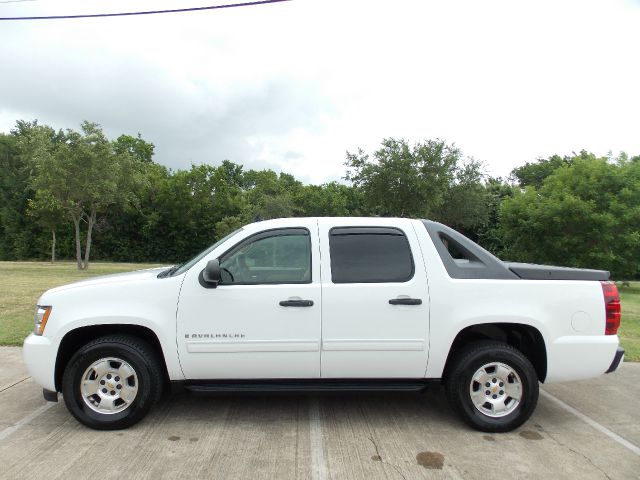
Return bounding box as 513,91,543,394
0,262,638,362
618,282,640,362
0,261,161,345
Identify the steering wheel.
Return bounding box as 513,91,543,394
221,267,234,282
235,255,250,280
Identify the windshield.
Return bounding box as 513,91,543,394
168,228,243,277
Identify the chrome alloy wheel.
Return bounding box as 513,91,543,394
469,362,523,418
80,357,138,414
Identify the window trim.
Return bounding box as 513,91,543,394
215,227,313,286
328,226,415,284
421,220,518,280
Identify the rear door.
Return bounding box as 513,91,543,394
319,218,430,378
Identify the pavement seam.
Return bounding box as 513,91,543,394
359,400,412,480
540,389,640,456
539,426,613,480
0,401,56,441
309,396,328,480
367,436,408,480
0,376,31,393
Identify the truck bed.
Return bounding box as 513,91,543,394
506,262,610,281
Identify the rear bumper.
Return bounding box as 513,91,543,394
606,346,625,374
545,334,619,383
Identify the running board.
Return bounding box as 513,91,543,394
182,379,431,394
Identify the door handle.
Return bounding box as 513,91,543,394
389,298,422,305
279,299,314,307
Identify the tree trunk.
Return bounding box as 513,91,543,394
83,207,96,270
51,230,56,263
72,214,84,270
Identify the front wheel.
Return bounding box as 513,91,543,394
62,335,164,430
445,341,539,432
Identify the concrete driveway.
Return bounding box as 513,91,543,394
0,346,638,479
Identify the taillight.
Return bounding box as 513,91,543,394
601,281,621,335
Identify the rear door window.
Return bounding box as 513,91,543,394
329,227,414,283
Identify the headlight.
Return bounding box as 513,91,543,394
34,306,52,336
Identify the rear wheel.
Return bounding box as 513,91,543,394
445,341,539,432
62,335,163,430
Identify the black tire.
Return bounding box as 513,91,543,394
62,335,164,430
445,341,539,433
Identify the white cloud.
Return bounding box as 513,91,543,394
0,0,639,183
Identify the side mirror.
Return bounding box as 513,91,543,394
202,259,221,287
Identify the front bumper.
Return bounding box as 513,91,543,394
23,333,57,392
606,346,625,374
43,389,58,402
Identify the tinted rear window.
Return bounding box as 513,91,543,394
329,227,414,283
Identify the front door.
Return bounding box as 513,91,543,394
318,218,430,378
177,221,321,379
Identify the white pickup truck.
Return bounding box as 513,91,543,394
23,217,624,432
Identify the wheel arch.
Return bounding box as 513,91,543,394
442,323,547,383
55,324,170,392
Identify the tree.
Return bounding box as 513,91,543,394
474,177,516,253
0,132,30,259
511,154,574,188
215,215,246,238
499,153,640,278
112,161,248,263
430,157,488,236
294,182,360,217
241,169,303,220
344,138,488,231
24,121,145,269
113,133,155,163
4,122,69,260
27,190,65,262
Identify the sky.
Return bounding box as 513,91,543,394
1,0,639,184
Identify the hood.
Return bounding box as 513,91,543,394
44,266,171,295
